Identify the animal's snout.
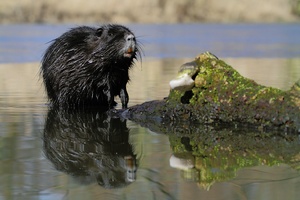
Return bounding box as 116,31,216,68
126,34,135,42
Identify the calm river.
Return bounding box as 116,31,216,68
0,24,300,200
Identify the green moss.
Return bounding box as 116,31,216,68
125,52,300,190
168,127,300,189
166,52,300,131
291,0,300,16
169,136,189,153
126,52,300,132
167,89,185,104
191,55,287,106
290,78,300,107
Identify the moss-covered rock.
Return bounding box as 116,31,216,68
167,125,300,189
125,52,300,132
122,52,300,189
123,110,300,189
292,0,300,16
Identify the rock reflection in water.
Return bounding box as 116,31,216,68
138,119,300,190
43,107,137,189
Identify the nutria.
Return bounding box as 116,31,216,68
41,24,141,109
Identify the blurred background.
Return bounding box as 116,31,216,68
1,1,300,200
1,0,300,24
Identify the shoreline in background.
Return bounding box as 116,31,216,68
1,24,300,64
0,0,299,24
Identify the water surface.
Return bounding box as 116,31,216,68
0,24,300,200
1,24,300,63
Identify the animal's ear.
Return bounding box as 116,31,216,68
96,28,103,36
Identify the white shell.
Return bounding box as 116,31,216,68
169,154,195,170
169,74,195,91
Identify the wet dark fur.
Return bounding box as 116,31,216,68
41,24,141,109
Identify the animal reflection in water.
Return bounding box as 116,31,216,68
43,107,137,189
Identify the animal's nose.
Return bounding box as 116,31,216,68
126,34,135,42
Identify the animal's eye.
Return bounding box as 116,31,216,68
108,31,114,37
96,28,103,36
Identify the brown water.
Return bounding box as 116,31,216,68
1,24,300,200
0,58,300,200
